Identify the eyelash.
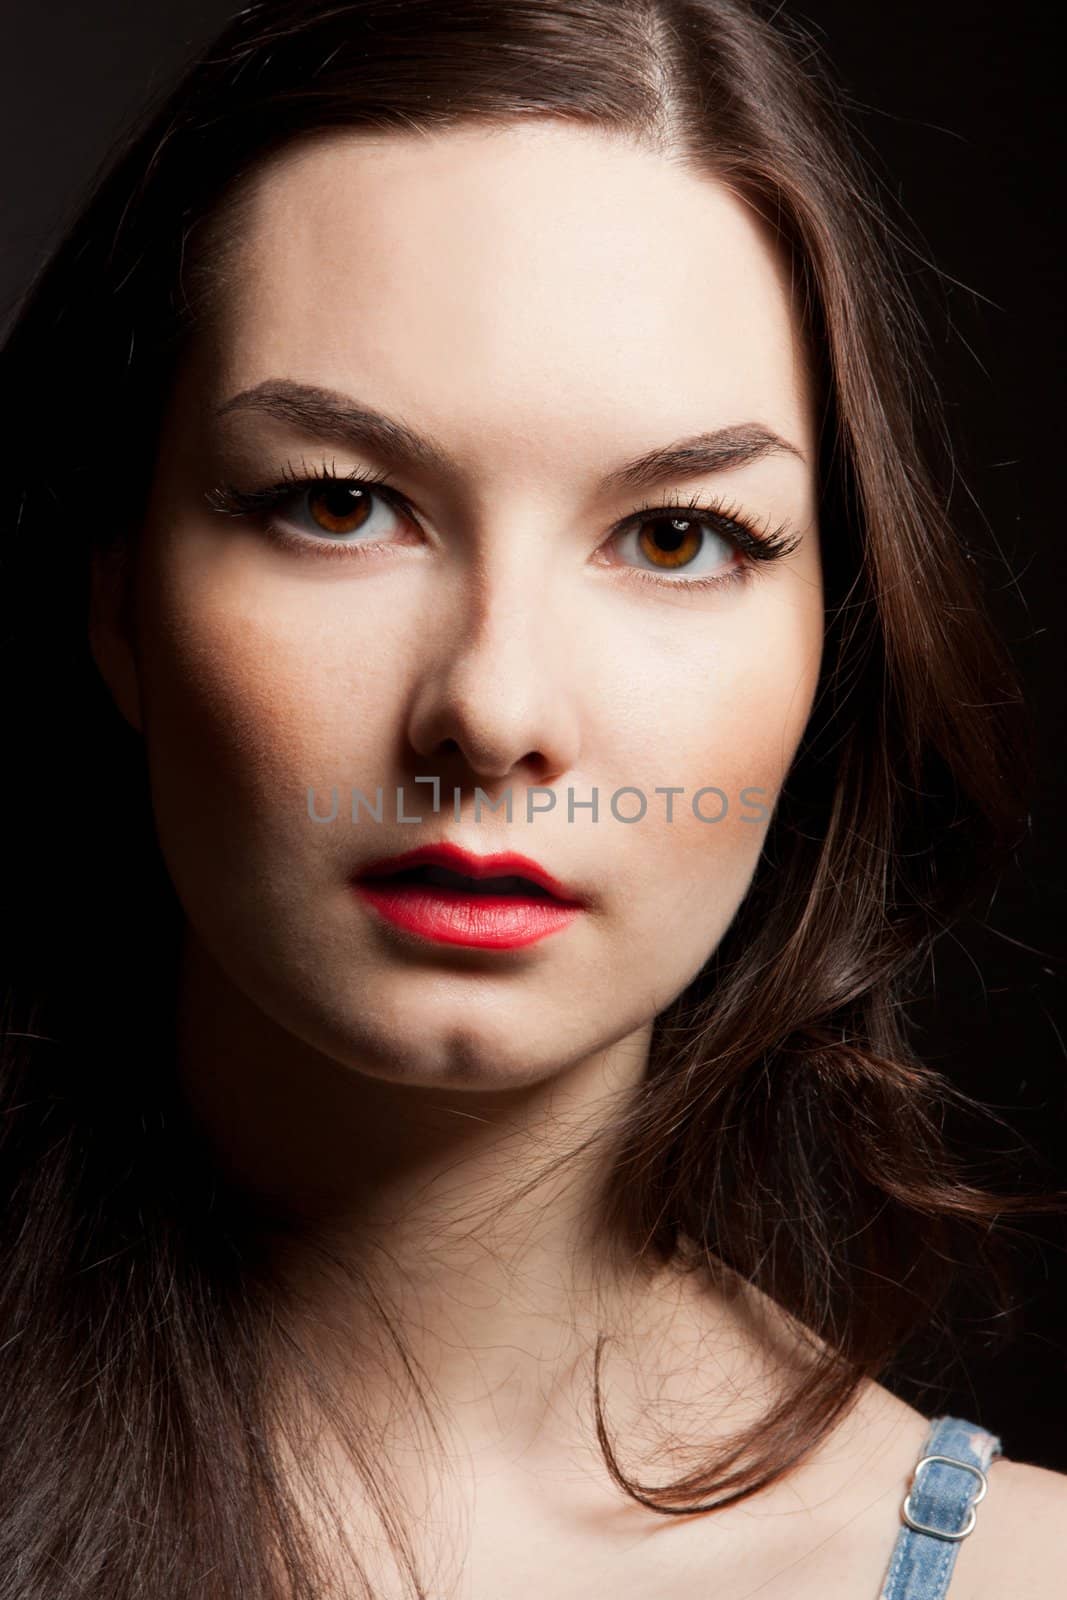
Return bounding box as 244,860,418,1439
204,458,801,594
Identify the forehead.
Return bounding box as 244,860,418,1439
206,122,814,484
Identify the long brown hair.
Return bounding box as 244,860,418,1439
1,2,1062,1595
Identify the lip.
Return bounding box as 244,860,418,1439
356,842,585,903
352,841,587,950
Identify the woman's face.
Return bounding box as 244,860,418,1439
95,122,824,1091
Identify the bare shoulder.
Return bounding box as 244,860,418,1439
950,1453,1067,1599
796,1381,1067,1600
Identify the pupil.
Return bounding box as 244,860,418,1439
319,485,364,515
653,518,691,551
308,483,371,535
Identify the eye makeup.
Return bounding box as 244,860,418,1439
205,457,802,595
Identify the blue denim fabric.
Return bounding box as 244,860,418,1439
878,1414,1003,1599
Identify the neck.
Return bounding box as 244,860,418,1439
176,930,678,1441
172,927,782,1496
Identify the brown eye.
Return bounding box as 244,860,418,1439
305,483,377,537
636,516,707,570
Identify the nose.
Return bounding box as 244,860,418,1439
404,552,582,789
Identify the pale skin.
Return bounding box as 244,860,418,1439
89,121,1065,1597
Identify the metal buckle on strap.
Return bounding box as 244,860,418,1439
901,1452,989,1541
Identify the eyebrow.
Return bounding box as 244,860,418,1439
215,378,805,493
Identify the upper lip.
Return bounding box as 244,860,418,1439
355,842,586,904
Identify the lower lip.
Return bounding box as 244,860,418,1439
352,879,584,949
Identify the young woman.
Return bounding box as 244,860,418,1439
1,2,1064,1596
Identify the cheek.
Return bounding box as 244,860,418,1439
605,599,820,964
607,605,820,851
130,543,408,904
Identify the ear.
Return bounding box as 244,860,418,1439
88,543,143,734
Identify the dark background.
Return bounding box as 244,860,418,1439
1,2,1064,1466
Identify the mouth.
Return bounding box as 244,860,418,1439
351,845,587,949
361,863,557,898
355,842,584,903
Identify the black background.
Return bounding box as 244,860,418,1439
1,1,1063,1467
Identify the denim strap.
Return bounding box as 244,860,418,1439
878,1414,1002,1599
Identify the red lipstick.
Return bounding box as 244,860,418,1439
352,841,587,949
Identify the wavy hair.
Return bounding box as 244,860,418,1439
0,2,1062,1596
